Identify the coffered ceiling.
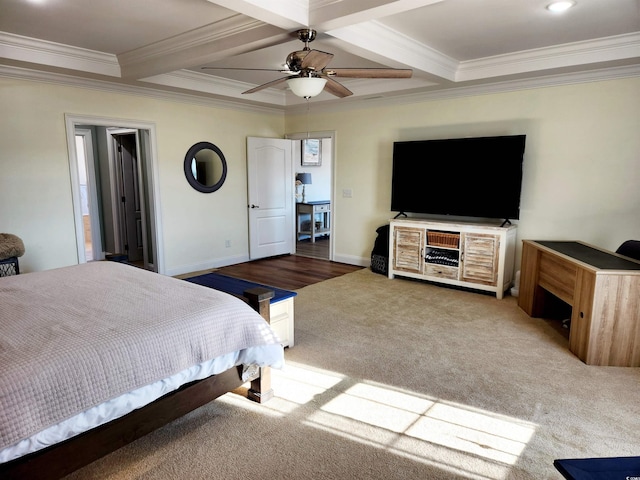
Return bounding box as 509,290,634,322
1,0,639,111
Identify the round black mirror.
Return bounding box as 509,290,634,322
184,141,227,193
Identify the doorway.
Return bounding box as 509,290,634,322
286,132,334,261
65,115,164,273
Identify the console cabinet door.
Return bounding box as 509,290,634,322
461,234,499,285
392,226,424,274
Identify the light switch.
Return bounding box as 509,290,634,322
342,188,353,198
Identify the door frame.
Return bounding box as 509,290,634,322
74,128,103,260
285,130,335,261
64,114,164,273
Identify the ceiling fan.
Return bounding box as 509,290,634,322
202,29,413,98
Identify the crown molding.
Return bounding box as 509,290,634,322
458,32,640,81
285,64,640,114
142,69,287,106
3,62,638,117
0,64,284,115
2,43,639,117
4,28,638,111
0,31,121,77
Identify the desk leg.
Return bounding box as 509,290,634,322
568,268,594,364
518,243,546,316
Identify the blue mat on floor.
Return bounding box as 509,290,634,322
184,273,296,303
554,456,640,480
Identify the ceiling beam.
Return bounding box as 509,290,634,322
303,0,457,82
119,0,454,82
326,21,458,82
310,0,444,31
206,0,308,30
118,16,290,79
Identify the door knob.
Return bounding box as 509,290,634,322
250,204,260,209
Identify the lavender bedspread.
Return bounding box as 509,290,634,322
0,262,282,451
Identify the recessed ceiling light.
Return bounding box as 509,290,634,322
546,1,576,13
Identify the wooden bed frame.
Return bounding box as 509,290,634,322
0,287,275,480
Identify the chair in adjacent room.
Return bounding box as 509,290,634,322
616,240,640,261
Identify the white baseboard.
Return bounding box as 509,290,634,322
166,253,250,277
332,253,370,267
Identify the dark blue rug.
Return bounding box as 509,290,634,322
184,272,296,303
554,456,640,480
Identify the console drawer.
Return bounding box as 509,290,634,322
425,264,459,280
538,253,577,305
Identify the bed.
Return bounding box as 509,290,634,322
0,261,284,479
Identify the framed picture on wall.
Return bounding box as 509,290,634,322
301,138,322,166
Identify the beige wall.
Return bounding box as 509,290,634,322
0,77,284,274
286,77,640,267
2,75,639,275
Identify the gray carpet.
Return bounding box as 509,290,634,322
67,269,640,479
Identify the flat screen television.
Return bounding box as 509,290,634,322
391,135,526,221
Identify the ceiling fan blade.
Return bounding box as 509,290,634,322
324,78,353,98
301,50,334,71
242,77,289,94
325,68,413,78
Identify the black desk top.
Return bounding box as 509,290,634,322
536,241,640,270
300,200,330,205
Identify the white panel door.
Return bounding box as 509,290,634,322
247,137,294,260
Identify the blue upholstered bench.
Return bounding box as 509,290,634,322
185,273,296,347
554,456,640,480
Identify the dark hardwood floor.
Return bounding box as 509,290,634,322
296,236,329,260
198,255,363,291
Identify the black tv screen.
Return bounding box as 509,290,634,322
391,135,526,220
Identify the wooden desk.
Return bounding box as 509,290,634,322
518,240,640,366
296,201,330,243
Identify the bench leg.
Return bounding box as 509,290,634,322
243,287,276,403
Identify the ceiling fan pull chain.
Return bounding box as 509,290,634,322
306,98,310,138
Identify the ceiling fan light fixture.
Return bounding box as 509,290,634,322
287,77,327,98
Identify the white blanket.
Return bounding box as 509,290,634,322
0,262,284,454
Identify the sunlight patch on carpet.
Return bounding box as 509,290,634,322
268,362,345,411
406,402,536,464
229,361,538,480
320,384,433,433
